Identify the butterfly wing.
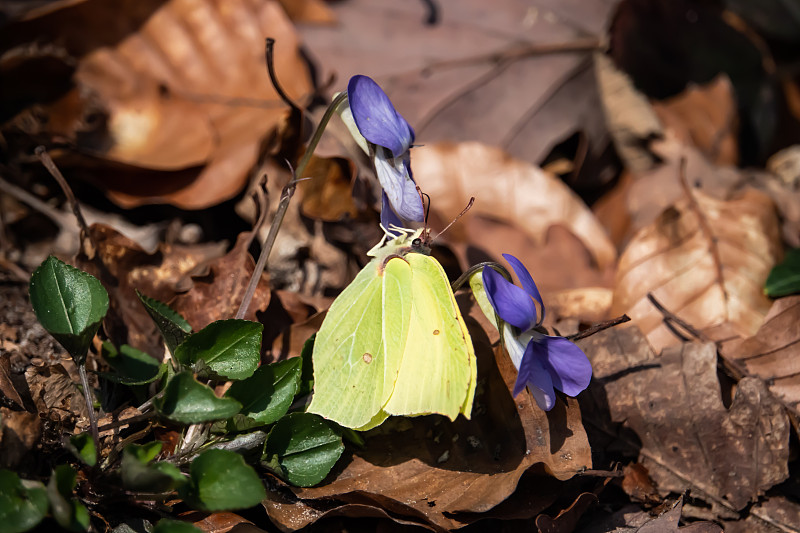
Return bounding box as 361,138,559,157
383,253,476,420
308,256,412,429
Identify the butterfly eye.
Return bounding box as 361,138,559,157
412,238,422,247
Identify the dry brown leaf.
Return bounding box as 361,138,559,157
413,142,617,271
651,75,739,166
275,0,336,24
299,0,617,169
611,187,781,353
535,492,598,533
0,407,42,470
0,355,25,409
172,231,271,330
594,52,663,174
76,224,227,356
265,300,591,531
297,155,359,221
16,0,312,209
582,327,790,512
720,296,800,417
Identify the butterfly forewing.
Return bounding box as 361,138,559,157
308,257,412,428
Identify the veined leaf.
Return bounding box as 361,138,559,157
225,358,301,431
154,372,241,424
0,470,49,533
29,256,109,363
179,449,265,511
174,320,262,381
136,291,191,354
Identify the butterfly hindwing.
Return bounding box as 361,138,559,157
384,253,476,420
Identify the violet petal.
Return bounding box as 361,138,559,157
483,266,537,331
374,149,424,222
513,340,556,410
540,336,592,396
348,75,413,157
503,253,545,324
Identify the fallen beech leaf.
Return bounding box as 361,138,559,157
15,0,311,209
611,187,781,352
720,296,800,417
299,0,615,170
582,327,790,511
651,76,739,166
535,492,598,533
0,355,25,409
0,407,42,470
745,496,800,533
75,224,227,356
625,137,745,237
265,300,591,531
275,0,336,24
172,232,271,330
413,142,617,271
297,155,358,221
594,53,663,174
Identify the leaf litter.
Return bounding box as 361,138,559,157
3,0,800,531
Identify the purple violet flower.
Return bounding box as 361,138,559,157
345,75,424,224
482,254,592,410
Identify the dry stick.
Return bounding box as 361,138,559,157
34,147,98,256
567,314,631,342
646,293,748,383
235,68,347,319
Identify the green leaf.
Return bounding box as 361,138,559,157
152,519,203,533
0,470,49,533
297,334,315,397
136,291,191,354
174,320,262,381
29,256,109,364
225,358,301,430
765,248,800,297
154,372,242,424
101,342,165,385
179,449,266,511
262,412,343,487
121,443,185,493
67,433,97,467
47,465,89,532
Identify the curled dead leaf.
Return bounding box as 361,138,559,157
611,187,781,352
582,327,790,512
720,296,800,417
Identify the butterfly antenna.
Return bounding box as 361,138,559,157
432,197,474,244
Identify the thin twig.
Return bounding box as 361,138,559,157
646,293,709,343
568,314,631,342
34,147,97,255
265,38,302,116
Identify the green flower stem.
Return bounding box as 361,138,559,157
77,363,100,459
235,92,347,320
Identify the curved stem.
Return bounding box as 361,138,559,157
235,92,347,320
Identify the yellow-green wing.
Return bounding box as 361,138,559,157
308,257,412,429
383,253,477,420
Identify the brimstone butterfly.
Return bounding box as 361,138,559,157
307,228,477,430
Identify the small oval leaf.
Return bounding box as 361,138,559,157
155,372,241,424
101,342,164,385
136,291,192,353
262,412,344,487
225,358,301,430
152,519,204,533
0,470,49,533
179,449,266,511
174,320,262,381
29,256,109,363
47,465,89,532
67,433,97,467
